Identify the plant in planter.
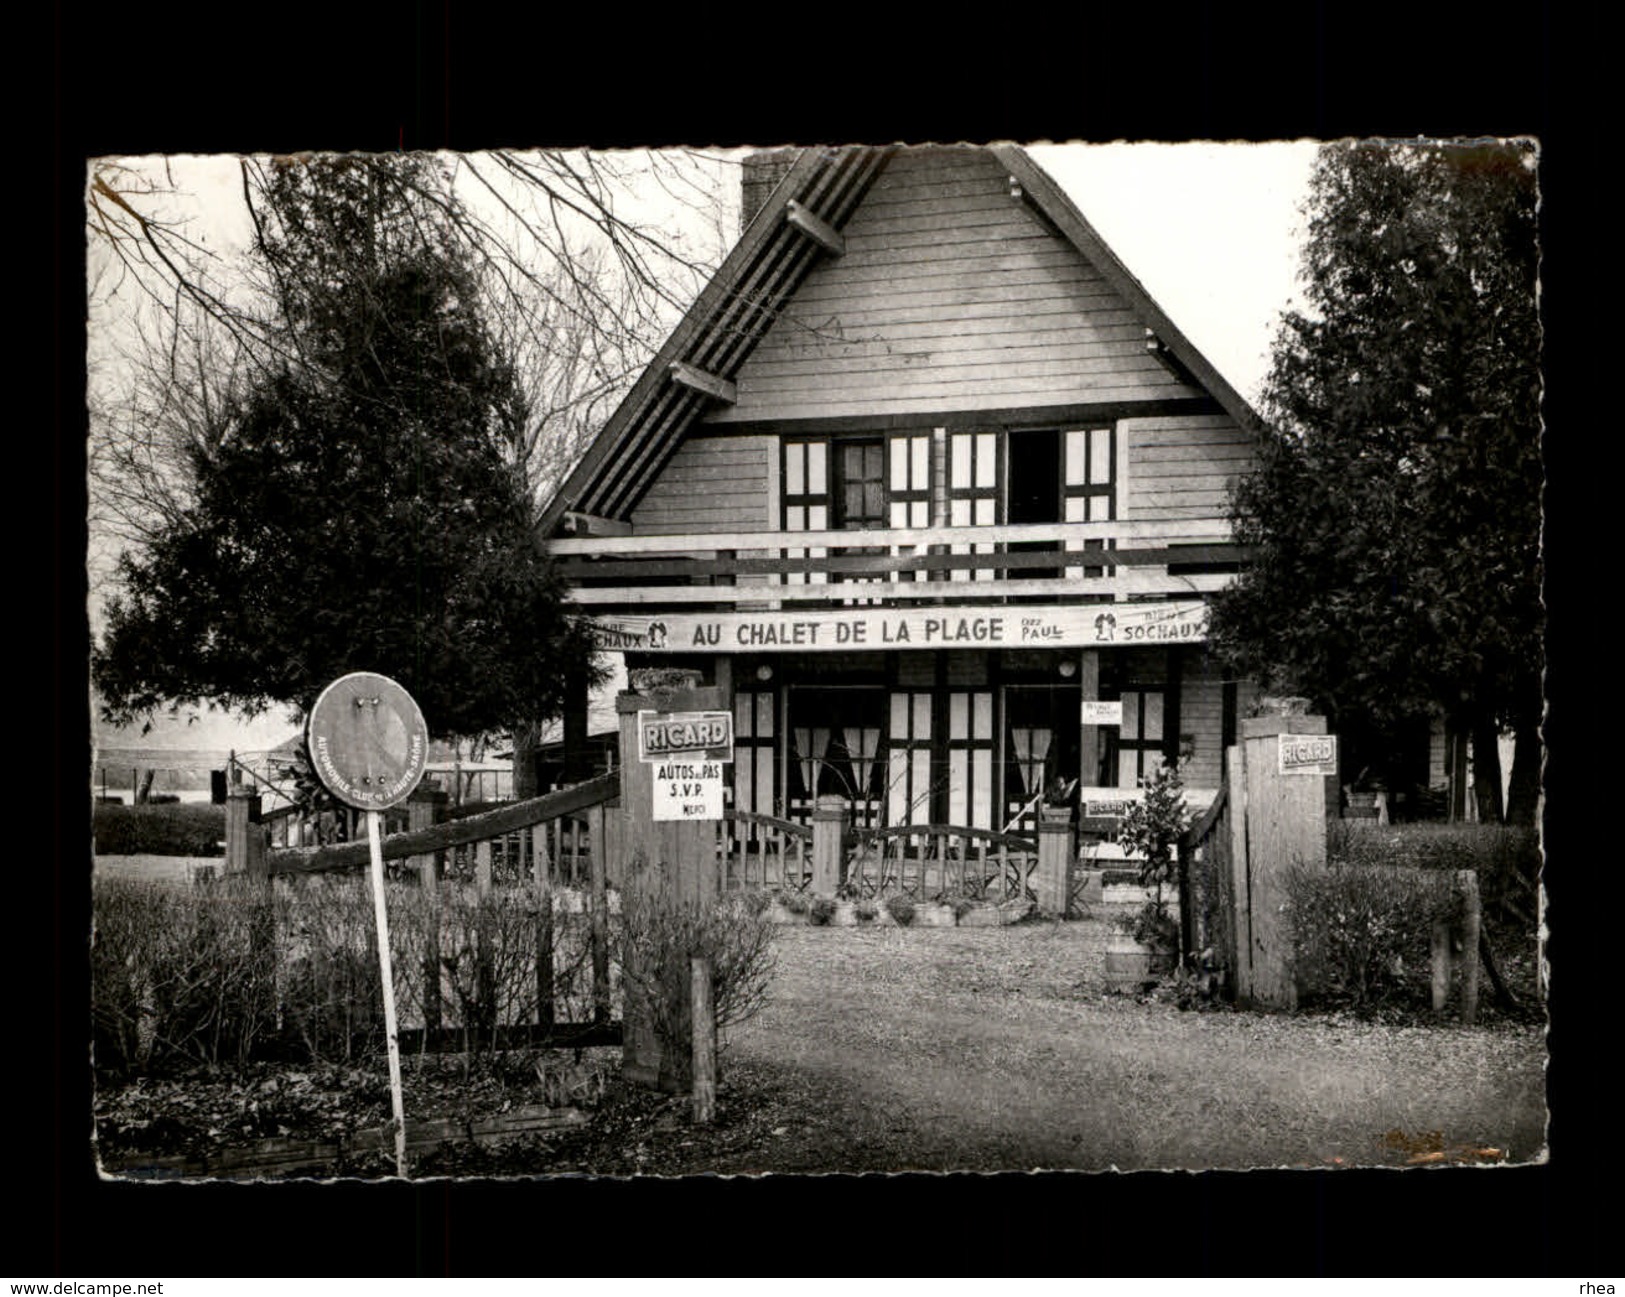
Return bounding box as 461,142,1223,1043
884,894,916,927
1106,763,1190,988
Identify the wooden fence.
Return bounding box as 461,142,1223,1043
1177,781,1233,983
235,774,622,1050
843,825,1038,901
719,810,812,892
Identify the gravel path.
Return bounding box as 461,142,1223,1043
725,920,1547,1173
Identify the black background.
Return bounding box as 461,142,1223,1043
50,4,1591,1278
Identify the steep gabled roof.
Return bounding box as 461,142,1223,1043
541,145,1262,535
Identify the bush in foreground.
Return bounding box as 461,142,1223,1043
1327,820,1539,931
92,870,603,1079
1283,862,1460,1013
615,882,777,1070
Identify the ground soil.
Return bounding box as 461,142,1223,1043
92,898,1546,1180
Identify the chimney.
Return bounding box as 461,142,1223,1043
740,147,803,236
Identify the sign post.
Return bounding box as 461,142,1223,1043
617,686,730,1096
307,671,429,1178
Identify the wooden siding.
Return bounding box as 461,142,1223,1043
1179,647,1229,791
1122,413,1258,520
705,148,1204,426
628,435,772,535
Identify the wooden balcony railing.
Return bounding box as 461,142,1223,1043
551,519,1247,609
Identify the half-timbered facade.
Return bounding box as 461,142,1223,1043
543,145,1264,838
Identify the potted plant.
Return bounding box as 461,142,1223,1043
1104,763,1189,990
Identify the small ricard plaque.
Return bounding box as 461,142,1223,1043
1278,732,1338,776
307,672,430,810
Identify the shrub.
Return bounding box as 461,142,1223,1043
732,887,776,919
884,894,916,926
779,890,811,916
808,896,838,926
92,874,277,1075
93,803,226,857
615,879,778,1068
936,893,976,920
1282,862,1461,1012
1119,900,1180,951
1327,821,1540,933
1117,764,1189,956
1118,763,1189,899
854,899,879,923
272,873,384,1064
92,868,599,1078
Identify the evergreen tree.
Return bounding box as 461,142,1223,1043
1207,141,1541,824
93,155,598,742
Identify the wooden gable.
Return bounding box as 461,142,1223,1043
703,147,1206,426
543,144,1260,533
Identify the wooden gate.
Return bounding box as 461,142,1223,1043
1173,713,1331,1009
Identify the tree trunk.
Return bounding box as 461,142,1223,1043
1504,711,1542,829
1471,713,1504,825
512,723,541,802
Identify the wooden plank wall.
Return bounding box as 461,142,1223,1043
629,434,773,535
1121,413,1257,520
707,148,1203,425
1179,647,1227,791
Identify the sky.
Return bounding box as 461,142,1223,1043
87,141,1321,756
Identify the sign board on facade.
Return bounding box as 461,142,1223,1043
1080,699,1123,726
1077,786,1145,818
306,672,429,811
591,601,1210,655
1279,733,1338,776
636,710,735,763
651,758,726,821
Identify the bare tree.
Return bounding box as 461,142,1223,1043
87,148,738,778
87,149,735,542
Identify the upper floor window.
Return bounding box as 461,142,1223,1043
833,439,886,530
783,425,1117,559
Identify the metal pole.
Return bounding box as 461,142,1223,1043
367,810,408,1177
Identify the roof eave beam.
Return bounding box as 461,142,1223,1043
668,361,738,405
785,199,846,256
1007,175,1063,237
1145,328,1198,385
561,511,634,538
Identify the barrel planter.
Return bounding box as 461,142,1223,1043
1104,932,1174,992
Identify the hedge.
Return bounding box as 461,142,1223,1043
93,802,226,857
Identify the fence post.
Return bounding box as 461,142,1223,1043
225,788,264,878
811,795,849,896
590,804,611,1029
406,787,446,1043
691,956,717,1124
532,821,554,1030
1035,805,1075,916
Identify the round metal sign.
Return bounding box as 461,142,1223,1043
306,672,430,810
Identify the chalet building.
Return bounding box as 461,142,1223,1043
542,145,1270,839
